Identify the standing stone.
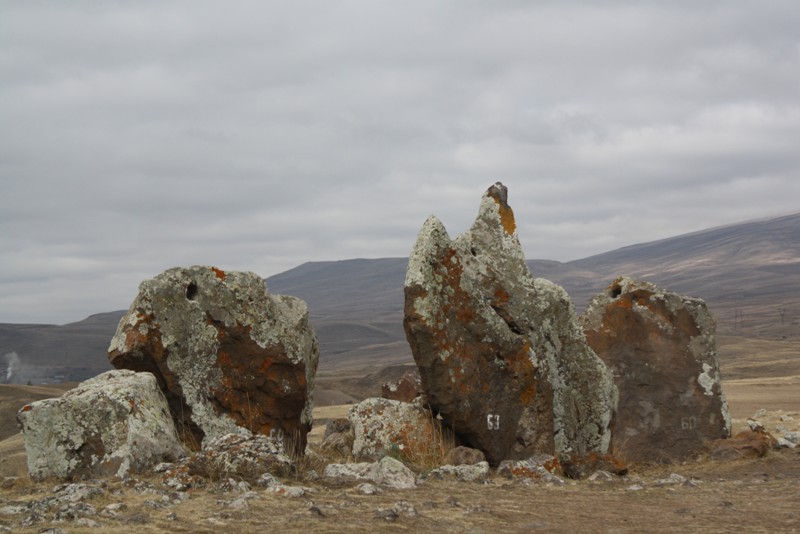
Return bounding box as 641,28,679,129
108,266,319,452
17,370,184,481
403,183,617,465
580,277,731,463
381,369,422,403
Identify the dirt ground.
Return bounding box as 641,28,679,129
0,447,798,533
1,334,798,533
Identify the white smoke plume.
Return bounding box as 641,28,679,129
3,352,21,383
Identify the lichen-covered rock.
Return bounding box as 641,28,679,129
381,369,422,403
323,457,417,489
163,433,294,488
403,183,617,464
580,277,732,463
425,462,490,483
17,370,185,481
348,397,438,462
497,454,565,485
108,266,319,452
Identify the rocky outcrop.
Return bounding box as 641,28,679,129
108,266,319,452
348,397,439,462
17,370,184,481
403,183,617,465
580,277,731,463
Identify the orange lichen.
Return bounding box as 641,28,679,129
211,266,226,281
489,192,517,235
493,287,510,305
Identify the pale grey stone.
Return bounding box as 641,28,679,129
17,370,185,481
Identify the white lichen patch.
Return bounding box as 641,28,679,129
697,362,717,397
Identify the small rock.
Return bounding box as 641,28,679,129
0,504,26,516
392,500,418,518
627,484,645,491
653,473,687,486
497,455,561,483
776,438,797,449
586,470,616,483
323,462,373,481
268,484,308,498
126,512,150,524
369,457,417,489
165,511,178,521
357,483,382,495
426,462,490,483
374,508,398,522
753,409,768,418
153,462,173,473
784,431,800,445
308,505,325,517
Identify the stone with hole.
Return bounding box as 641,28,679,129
108,266,319,453
580,277,731,463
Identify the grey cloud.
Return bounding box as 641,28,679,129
1,1,799,323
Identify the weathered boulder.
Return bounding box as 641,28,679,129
580,277,732,463
108,266,319,452
323,456,417,489
17,370,185,481
381,369,422,403
403,183,617,465
348,397,440,462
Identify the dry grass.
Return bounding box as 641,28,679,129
1,331,799,532
393,411,455,473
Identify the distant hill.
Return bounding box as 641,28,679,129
1,212,798,383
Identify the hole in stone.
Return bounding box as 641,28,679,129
186,282,198,301
470,247,478,256
609,283,622,299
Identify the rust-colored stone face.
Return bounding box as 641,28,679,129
404,183,617,465
381,369,422,403
580,277,731,463
108,266,319,453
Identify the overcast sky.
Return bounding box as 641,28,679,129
2,1,799,324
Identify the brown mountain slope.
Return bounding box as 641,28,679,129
1,212,797,384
